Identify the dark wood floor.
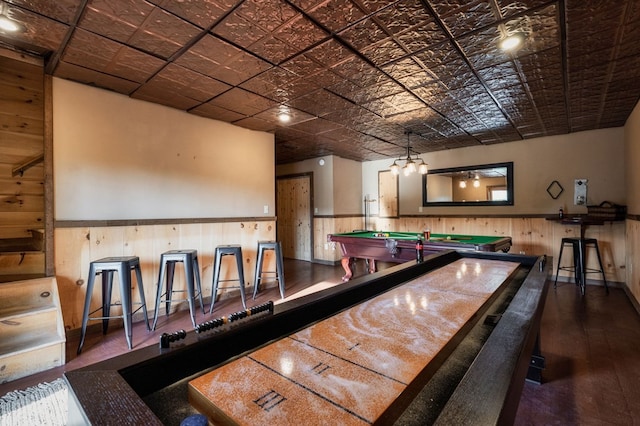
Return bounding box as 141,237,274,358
2,259,639,424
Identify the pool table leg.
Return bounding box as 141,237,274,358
366,259,376,274
341,257,377,282
340,257,353,282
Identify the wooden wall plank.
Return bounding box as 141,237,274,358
0,55,45,277
54,221,277,331
0,178,44,195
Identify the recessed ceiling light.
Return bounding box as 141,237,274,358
0,3,24,33
278,111,291,123
277,106,291,123
499,32,524,51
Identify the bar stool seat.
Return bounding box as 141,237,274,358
152,249,205,330
211,245,247,313
252,241,285,300
554,237,608,295
78,256,150,354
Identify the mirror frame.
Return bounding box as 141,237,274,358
421,161,514,207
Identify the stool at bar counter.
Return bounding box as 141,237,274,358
210,245,247,313
152,250,205,330
549,216,609,295
554,237,607,295
78,256,150,354
252,241,285,300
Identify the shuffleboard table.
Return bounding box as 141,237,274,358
65,250,549,426
328,230,512,281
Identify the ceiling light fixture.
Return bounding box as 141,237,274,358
389,131,428,177
499,32,524,51
277,106,291,123
0,2,24,33
473,174,481,188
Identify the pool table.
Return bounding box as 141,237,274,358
328,230,512,281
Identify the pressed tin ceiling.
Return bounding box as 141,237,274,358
1,0,639,164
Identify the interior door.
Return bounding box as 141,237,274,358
276,175,312,261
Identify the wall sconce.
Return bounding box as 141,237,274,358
389,131,428,176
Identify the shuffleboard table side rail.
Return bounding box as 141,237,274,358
64,251,547,425
434,254,551,425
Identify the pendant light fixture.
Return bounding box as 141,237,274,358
389,131,428,176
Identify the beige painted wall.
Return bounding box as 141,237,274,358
333,156,362,215
276,155,362,215
53,78,275,220
277,156,334,215
363,128,625,216
625,101,640,215
625,100,640,304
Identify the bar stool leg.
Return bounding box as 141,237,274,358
193,255,205,314
183,255,198,328
152,258,168,330
78,263,97,354
235,251,247,309
165,261,176,316
593,242,609,294
210,249,223,313
101,270,114,334
253,247,265,300
134,263,150,330
276,242,285,299
118,265,133,350
577,239,586,296
554,242,565,289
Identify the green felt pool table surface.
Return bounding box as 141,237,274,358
327,231,512,281
332,231,508,245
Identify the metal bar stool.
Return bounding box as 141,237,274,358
554,237,608,295
152,249,205,330
77,256,150,354
252,241,285,300
211,245,247,313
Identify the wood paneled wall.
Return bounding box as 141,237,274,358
55,220,275,331
314,216,626,286
626,219,640,305
0,54,45,277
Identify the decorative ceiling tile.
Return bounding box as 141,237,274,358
148,0,236,29
140,63,232,102
301,0,367,33
79,0,154,44
1,7,70,55
175,35,271,85
127,8,202,58
10,0,82,24
53,61,139,94
190,102,246,122
208,87,277,116
61,29,165,83
432,0,496,38
4,0,639,164
338,17,388,51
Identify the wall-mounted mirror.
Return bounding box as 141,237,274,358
422,162,513,207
